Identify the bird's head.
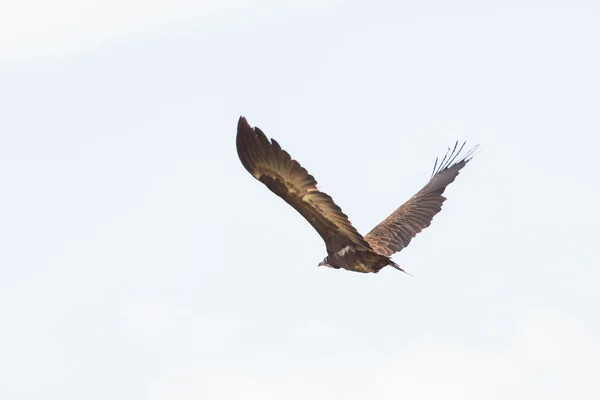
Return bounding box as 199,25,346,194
318,257,331,268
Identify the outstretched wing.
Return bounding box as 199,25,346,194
236,117,372,253
364,142,478,257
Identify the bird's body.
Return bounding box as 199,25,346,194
236,116,477,274
321,245,394,273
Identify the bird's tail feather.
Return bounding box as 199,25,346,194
361,251,411,275
388,259,412,276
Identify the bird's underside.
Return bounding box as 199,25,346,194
236,116,478,274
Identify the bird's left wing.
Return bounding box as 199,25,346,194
364,142,478,257
236,117,372,253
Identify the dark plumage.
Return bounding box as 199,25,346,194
236,116,478,274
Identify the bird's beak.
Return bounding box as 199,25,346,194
318,261,325,267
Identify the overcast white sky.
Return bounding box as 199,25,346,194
1,0,599,399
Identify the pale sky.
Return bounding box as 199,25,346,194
1,1,599,399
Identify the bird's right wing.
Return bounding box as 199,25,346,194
236,117,372,253
364,142,478,257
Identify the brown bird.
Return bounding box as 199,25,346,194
236,117,478,274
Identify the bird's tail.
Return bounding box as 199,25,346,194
388,259,412,276
361,251,411,275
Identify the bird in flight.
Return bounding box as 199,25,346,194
236,117,478,274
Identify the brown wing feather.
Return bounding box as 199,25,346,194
236,117,372,253
365,141,478,257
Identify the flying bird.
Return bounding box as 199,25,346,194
236,117,478,274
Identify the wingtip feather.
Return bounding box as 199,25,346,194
431,141,480,178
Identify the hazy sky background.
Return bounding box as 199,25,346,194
1,0,599,399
